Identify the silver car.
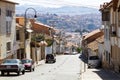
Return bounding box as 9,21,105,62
88,56,100,68
0,59,25,76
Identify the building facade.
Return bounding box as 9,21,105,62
16,17,32,59
100,0,120,72
0,0,18,63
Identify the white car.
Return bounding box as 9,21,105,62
71,51,78,55
88,56,100,68
64,51,70,55
0,59,25,76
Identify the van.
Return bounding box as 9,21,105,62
88,56,100,68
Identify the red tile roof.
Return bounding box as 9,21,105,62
83,29,104,44
87,35,104,51
16,17,55,36
16,17,25,27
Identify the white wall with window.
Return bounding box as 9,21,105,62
0,1,16,59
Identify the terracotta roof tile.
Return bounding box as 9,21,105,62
16,17,25,27
16,17,55,36
88,35,104,51
31,21,55,36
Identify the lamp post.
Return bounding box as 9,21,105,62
24,7,37,58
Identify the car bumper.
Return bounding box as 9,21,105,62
46,59,56,62
24,66,32,70
0,68,19,72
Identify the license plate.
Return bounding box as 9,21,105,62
6,66,11,69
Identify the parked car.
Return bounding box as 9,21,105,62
0,59,25,76
21,59,35,72
71,51,78,55
88,56,100,68
64,51,70,55
45,54,56,63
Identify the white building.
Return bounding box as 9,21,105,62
0,0,18,62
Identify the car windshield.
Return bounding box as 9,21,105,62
3,59,18,63
21,60,31,63
89,56,99,60
46,54,54,59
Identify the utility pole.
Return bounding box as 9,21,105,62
59,31,61,54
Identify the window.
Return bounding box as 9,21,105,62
7,42,11,51
102,11,110,21
6,21,11,34
25,32,29,39
16,30,20,40
6,10,12,17
0,8,1,15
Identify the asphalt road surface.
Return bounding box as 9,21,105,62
0,54,81,80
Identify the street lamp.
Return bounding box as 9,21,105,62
24,7,37,58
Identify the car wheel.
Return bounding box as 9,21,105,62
88,65,91,68
22,70,25,75
7,72,9,75
45,61,48,63
30,67,32,72
17,71,20,76
1,71,4,76
33,68,35,71
53,60,55,63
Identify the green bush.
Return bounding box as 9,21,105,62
45,39,53,47
77,47,82,53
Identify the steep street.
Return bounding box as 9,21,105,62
0,54,81,80
1,54,120,80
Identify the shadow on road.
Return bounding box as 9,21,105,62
0,73,21,77
78,53,88,64
92,69,120,80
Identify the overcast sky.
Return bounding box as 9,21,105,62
12,0,111,8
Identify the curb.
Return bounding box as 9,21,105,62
35,60,45,67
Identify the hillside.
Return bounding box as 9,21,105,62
16,5,100,15
36,13,101,32
16,5,101,33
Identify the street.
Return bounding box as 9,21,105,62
0,54,120,80
0,54,81,80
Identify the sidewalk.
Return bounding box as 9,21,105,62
81,68,104,80
79,54,120,80
35,60,45,67
81,64,120,80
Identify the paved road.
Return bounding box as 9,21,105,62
0,54,81,80
1,54,120,80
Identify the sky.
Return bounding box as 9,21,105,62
11,0,111,8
